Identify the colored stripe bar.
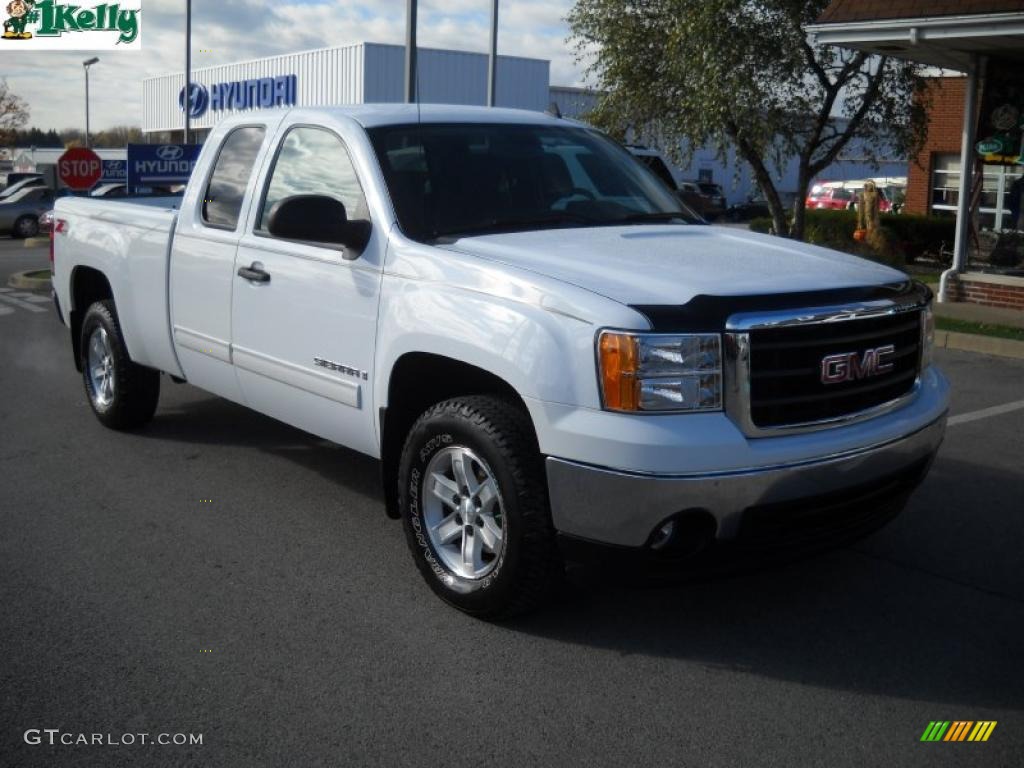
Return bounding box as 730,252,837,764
921,721,950,742
947,721,972,741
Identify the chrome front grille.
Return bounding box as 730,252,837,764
724,299,927,436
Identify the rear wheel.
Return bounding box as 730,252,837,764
13,215,38,239
398,396,561,619
80,300,160,430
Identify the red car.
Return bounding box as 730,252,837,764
806,184,892,213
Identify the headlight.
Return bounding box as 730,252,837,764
598,331,722,413
921,303,935,369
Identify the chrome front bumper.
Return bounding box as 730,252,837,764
545,413,946,548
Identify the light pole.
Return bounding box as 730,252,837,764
405,0,417,103
487,0,499,107
82,57,99,148
184,0,191,143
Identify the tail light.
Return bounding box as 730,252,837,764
50,219,67,267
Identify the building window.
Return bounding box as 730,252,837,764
930,152,1020,231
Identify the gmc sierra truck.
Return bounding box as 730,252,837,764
52,106,949,618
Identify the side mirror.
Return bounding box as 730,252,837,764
266,194,371,258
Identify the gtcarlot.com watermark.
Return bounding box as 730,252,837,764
24,729,203,747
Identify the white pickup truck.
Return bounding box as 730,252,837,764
52,105,949,618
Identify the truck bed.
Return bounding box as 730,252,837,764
53,195,184,378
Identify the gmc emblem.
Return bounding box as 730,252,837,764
820,345,895,385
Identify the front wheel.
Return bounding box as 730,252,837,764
398,396,561,619
80,300,160,430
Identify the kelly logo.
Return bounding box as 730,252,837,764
1,0,141,48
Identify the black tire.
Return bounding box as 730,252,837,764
13,215,38,239
80,300,160,430
398,396,561,619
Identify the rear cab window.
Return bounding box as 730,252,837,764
202,126,266,230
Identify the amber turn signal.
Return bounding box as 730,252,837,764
599,332,640,411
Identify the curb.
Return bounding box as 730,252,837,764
935,330,1024,361
23,237,48,248
7,270,52,292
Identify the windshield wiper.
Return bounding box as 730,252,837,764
431,212,597,240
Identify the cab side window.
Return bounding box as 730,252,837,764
258,127,368,233
203,126,266,229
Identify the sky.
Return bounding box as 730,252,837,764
0,0,583,132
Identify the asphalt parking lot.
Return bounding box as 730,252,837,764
2,238,1023,767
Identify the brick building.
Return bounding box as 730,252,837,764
809,1,1024,308
906,76,1021,235
904,77,967,217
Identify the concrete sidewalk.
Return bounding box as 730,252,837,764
934,299,1024,330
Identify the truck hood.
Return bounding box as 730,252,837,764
442,224,907,306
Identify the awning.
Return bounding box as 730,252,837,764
806,11,1024,72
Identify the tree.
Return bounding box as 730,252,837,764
91,125,144,147
567,0,929,239
59,128,85,148
0,79,30,146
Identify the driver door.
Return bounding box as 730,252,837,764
230,125,383,456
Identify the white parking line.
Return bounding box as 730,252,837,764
949,399,1024,426
7,290,49,304
0,293,46,313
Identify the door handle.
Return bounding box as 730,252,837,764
237,263,270,283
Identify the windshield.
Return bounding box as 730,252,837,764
368,122,700,242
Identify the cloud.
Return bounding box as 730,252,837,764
0,0,583,132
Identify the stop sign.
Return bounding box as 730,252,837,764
58,147,103,191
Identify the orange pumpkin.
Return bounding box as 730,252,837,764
853,228,866,242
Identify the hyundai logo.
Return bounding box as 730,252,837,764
156,145,184,161
178,82,210,118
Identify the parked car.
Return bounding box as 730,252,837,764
675,180,711,217
696,181,727,219
724,196,771,222
807,182,893,213
52,106,948,618
38,209,55,233
0,174,47,200
90,184,177,198
0,186,54,238
626,146,709,219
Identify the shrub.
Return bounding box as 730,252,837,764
803,209,858,251
742,210,956,265
880,214,956,261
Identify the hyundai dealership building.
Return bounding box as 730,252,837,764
141,42,556,142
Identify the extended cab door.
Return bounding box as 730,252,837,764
169,124,275,403
229,124,383,456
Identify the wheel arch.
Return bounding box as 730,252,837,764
378,352,539,520
68,266,114,372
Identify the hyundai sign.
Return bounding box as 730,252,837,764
101,159,127,183
127,144,202,188
178,74,298,118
